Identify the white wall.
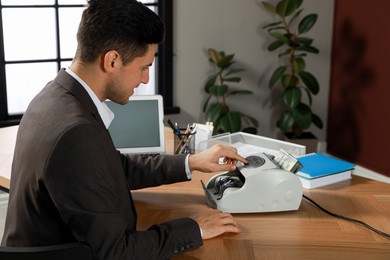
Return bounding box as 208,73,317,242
169,0,334,142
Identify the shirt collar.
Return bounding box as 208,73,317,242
65,68,114,129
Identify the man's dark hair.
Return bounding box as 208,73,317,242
75,0,165,64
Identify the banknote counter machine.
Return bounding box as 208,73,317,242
202,151,304,213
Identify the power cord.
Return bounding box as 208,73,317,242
303,194,390,239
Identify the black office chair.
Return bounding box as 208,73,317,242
0,242,93,260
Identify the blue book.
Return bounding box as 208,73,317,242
296,153,356,180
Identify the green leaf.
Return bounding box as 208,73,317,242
301,85,313,105
267,40,285,51
278,48,291,58
219,112,241,133
298,14,318,34
224,77,241,83
202,95,212,113
263,21,282,30
294,0,303,10
218,54,235,69
295,53,307,58
292,103,312,130
299,71,319,94
267,26,287,32
230,90,253,95
278,111,294,133
209,85,228,97
295,45,319,54
281,74,292,88
204,74,218,93
262,2,276,14
276,0,300,17
270,32,290,44
267,25,286,33
312,113,323,129
295,37,314,46
225,68,245,76
283,86,301,108
205,103,225,123
288,8,303,25
282,74,299,88
294,57,305,73
269,66,286,88
269,32,290,44
208,48,221,64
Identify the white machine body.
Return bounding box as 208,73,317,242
202,152,303,213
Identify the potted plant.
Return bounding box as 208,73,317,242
261,0,323,152
203,48,259,135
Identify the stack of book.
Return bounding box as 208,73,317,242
296,153,356,189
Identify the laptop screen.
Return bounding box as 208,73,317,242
105,95,165,154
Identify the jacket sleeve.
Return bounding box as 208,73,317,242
44,124,203,260
119,152,190,190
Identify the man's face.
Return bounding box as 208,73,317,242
106,44,157,104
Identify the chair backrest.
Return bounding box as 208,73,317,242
0,242,93,260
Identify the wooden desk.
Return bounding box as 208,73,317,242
133,175,390,259
2,126,390,258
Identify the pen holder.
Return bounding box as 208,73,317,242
174,128,196,154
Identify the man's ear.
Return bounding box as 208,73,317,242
102,50,121,72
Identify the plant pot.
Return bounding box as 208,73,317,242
284,132,318,154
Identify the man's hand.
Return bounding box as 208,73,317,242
191,208,240,240
188,144,247,173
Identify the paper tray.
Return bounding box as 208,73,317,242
197,132,306,157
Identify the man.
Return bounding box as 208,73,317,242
1,0,248,259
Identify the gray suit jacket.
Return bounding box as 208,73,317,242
1,69,202,259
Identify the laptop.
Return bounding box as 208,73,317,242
105,95,165,155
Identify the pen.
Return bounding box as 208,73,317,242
167,119,176,132
174,122,182,139
168,119,182,139
175,124,190,154
179,132,194,154
178,124,197,154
